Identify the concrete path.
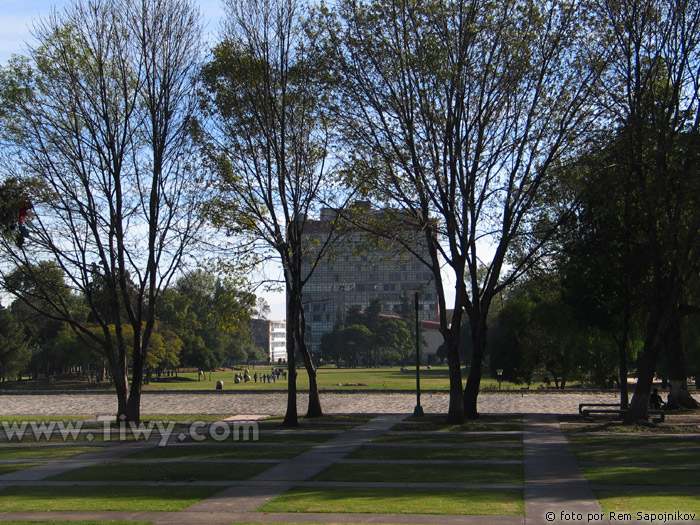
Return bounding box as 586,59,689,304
158,414,407,521
0,395,698,524
524,414,608,525
0,412,643,525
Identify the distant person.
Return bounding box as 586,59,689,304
650,388,665,409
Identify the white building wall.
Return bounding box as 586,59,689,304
269,321,287,363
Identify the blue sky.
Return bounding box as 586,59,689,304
1,0,226,66
0,0,292,318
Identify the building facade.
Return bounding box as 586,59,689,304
251,319,287,363
301,204,437,355
269,321,287,363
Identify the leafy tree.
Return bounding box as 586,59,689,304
321,324,371,366
321,0,602,420
375,317,412,365
0,178,32,248
524,296,587,389
559,147,648,407
0,0,208,421
322,300,412,366
589,0,700,421
489,276,616,388
156,271,258,372
6,262,77,378
245,345,268,365
199,0,352,424
489,299,534,384
0,306,29,381
144,328,182,382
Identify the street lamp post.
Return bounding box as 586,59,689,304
413,290,424,417
497,369,503,390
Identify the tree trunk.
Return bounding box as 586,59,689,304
463,316,487,419
296,300,322,418
125,349,144,423
463,356,483,419
302,351,323,418
625,282,678,423
111,361,129,421
283,299,299,427
665,309,700,409
625,327,662,422
616,336,630,409
444,327,465,424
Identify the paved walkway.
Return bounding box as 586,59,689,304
0,390,623,415
0,412,680,524
524,415,608,525
0,393,698,524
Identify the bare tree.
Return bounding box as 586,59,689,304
0,0,207,421
322,0,601,420
200,0,350,424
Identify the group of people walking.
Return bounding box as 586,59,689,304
233,367,287,384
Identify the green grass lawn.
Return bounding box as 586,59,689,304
596,491,700,516
582,465,700,486
48,461,274,482
0,445,104,459
262,415,373,423
574,446,700,464
138,366,529,392
393,414,522,432
181,431,335,444
348,445,522,461
566,426,700,514
0,485,223,511
373,433,521,445
258,486,524,515
0,366,556,393
394,421,522,432
258,422,360,430
125,444,310,460
0,463,41,475
566,434,700,447
311,462,523,484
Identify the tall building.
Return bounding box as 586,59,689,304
301,203,437,354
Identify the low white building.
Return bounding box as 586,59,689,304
251,319,287,363
269,321,287,363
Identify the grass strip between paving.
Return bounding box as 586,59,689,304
125,444,310,460
0,445,104,460
373,433,520,444
47,461,275,482
565,434,700,447
595,491,700,516
582,465,700,486
573,446,700,464
348,445,521,460
311,462,523,483
0,485,223,511
258,486,524,515
0,463,41,475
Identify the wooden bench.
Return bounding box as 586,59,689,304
578,403,665,423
